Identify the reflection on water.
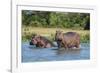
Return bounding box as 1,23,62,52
22,42,90,62
56,49,80,55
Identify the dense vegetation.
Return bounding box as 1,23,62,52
22,10,90,43
22,10,90,30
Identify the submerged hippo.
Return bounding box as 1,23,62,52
30,34,56,48
55,30,80,49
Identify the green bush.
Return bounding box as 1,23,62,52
80,33,90,43
22,10,90,29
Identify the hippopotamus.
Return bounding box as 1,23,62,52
30,34,37,45
55,30,80,49
30,34,56,48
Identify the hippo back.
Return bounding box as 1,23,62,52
63,32,80,48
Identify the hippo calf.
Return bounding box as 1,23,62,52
55,30,80,49
30,34,56,48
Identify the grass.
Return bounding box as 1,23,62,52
22,26,90,43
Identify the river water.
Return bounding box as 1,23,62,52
22,42,90,63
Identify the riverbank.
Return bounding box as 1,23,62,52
22,26,90,43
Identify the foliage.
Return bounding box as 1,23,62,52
22,10,90,29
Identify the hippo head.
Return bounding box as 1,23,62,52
55,30,63,41
29,34,38,45
34,35,41,43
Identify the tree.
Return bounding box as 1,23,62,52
22,10,90,30
84,17,90,30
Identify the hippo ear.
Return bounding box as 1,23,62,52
56,30,58,32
